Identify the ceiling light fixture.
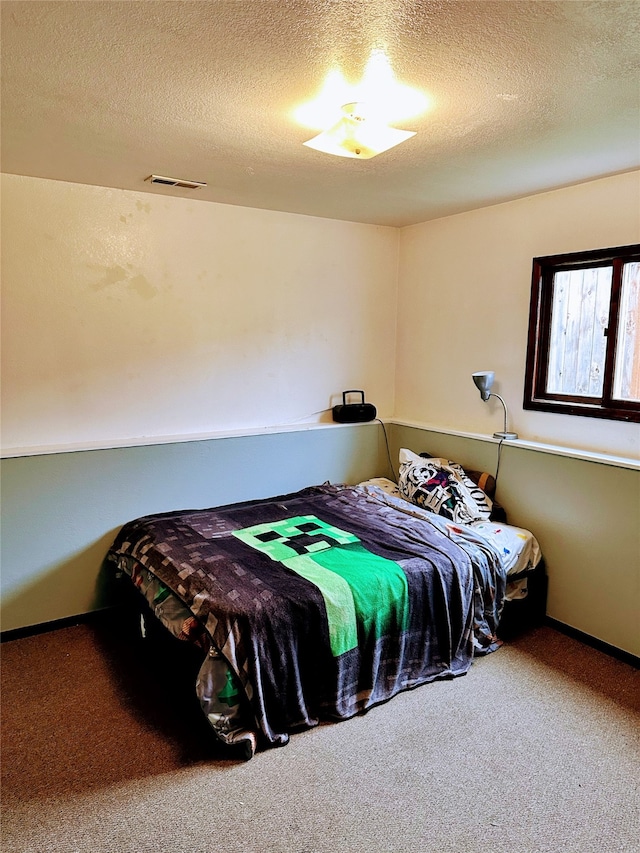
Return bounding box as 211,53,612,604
303,102,415,159
296,48,427,160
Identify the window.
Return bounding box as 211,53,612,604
524,244,640,423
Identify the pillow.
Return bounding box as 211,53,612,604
398,448,493,524
418,453,497,501
419,454,507,521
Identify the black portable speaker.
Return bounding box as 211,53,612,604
332,390,377,424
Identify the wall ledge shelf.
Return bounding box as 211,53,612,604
3,417,638,472
391,419,640,472
0,419,382,460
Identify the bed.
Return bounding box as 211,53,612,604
107,448,544,759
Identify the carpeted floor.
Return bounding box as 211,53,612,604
1,618,638,853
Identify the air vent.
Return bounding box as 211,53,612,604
145,174,207,189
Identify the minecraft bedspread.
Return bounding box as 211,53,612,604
108,483,506,754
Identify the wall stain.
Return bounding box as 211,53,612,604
136,200,151,214
89,264,157,298
127,274,158,300
91,265,128,290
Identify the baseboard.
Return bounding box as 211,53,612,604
545,617,640,668
0,608,118,643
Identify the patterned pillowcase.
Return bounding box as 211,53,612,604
398,448,492,524
461,469,496,502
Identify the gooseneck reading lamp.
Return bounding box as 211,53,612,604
472,371,518,440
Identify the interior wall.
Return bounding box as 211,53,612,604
3,170,638,652
395,170,640,460
0,423,388,633
1,174,398,453
390,424,639,658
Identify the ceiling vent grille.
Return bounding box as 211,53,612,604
145,174,207,189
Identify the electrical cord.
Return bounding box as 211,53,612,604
285,407,496,492
494,436,505,485
279,408,396,481
375,418,396,482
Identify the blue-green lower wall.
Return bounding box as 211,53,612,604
1,424,389,632
3,421,638,659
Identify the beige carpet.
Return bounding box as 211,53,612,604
1,618,638,853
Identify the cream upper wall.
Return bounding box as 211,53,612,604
3,171,639,459
395,171,640,459
1,174,398,452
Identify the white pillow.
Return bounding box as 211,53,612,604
398,448,492,524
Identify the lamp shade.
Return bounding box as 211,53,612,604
303,102,416,159
472,371,495,401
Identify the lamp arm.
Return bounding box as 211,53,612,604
489,393,518,440
490,393,508,434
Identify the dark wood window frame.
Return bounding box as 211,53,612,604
523,244,640,423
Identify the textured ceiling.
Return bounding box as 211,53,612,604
2,0,639,226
